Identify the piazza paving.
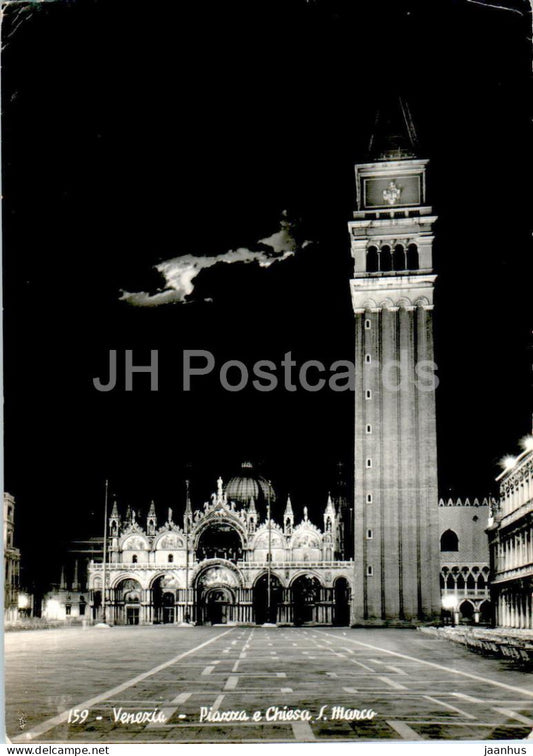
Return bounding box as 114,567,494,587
5,625,533,743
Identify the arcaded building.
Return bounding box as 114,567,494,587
488,439,533,629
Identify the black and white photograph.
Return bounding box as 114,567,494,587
2,0,533,746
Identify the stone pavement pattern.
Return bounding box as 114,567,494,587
6,626,533,742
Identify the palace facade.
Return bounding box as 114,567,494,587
438,497,492,624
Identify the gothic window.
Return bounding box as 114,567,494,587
366,458,372,468
366,529,373,539
446,573,454,589
440,530,459,551
168,554,174,563
457,574,465,590
366,424,372,434
380,245,392,272
467,574,475,590
367,565,373,576
407,243,419,270
365,354,372,363
367,493,373,503
65,605,71,615
478,574,486,589
366,246,379,273
365,390,372,400
393,244,406,271
365,319,371,329
132,554,138,563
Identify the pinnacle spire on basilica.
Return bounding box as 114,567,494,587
184,480,193,531
284,495,293,517
368,95,419,162
324,493,335,534
147,500,157,535
325,493,335,514
110,498,119,519
283,495,294,535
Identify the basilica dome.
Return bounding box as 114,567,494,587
224,462,276,506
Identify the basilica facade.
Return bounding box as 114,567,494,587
88,465,354,626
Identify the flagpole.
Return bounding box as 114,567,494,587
185,480,190,624
102,479,109,624
267,497,272,623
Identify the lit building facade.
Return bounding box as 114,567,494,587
40,537,102,621
4,493,20,623
488,440,533,629
88,467,354,626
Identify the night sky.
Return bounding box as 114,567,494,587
3,0,532,590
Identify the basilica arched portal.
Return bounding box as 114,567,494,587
291,574,322,626
253,573,283,625
195,563,242,625
152,574,179,624
113,578,142,625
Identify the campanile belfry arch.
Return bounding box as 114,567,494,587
349,98,441,624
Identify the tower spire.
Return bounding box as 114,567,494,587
368,95,418,162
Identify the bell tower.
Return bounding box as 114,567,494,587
349,98,441,624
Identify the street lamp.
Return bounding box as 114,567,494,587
442,593,457,626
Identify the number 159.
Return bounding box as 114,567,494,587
67,709,89,724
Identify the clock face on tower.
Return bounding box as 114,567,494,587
363,174,421,208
